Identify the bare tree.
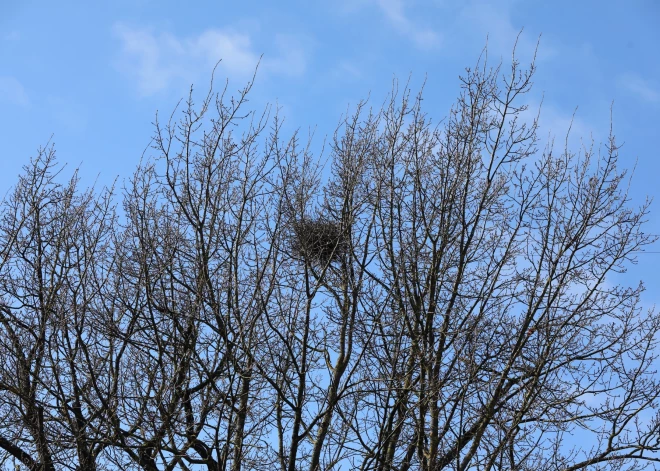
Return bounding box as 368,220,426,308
1,45,659,471
0,147,119,471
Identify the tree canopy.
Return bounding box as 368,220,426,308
1,50,659,471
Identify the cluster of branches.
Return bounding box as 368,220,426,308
1,49,660,471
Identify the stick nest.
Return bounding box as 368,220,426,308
291,218,348,265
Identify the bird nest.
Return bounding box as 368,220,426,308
291,218,348,265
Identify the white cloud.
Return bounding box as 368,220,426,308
47,96,87,133
518,99,597,155
620,73,660,104
3,31,20,41
264,34,307,77
0,76,29,107
113,24,307,96
455,0,555,63
538,105,595,150
375,0,441,49
333,61,363,80
366,0,551,56
193,29,262,76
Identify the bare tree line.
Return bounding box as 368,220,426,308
1,48,659,471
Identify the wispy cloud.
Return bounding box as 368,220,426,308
264,34,307,77
518,99,597,154
3,31,20,42
332,61,363,81
538,104,595,150
113,24,307,96
0,76,29,107
455,0,554,62
620,73,660,104
47,96,87,133
375,0,441,49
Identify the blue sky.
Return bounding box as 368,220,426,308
1,0,659,303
